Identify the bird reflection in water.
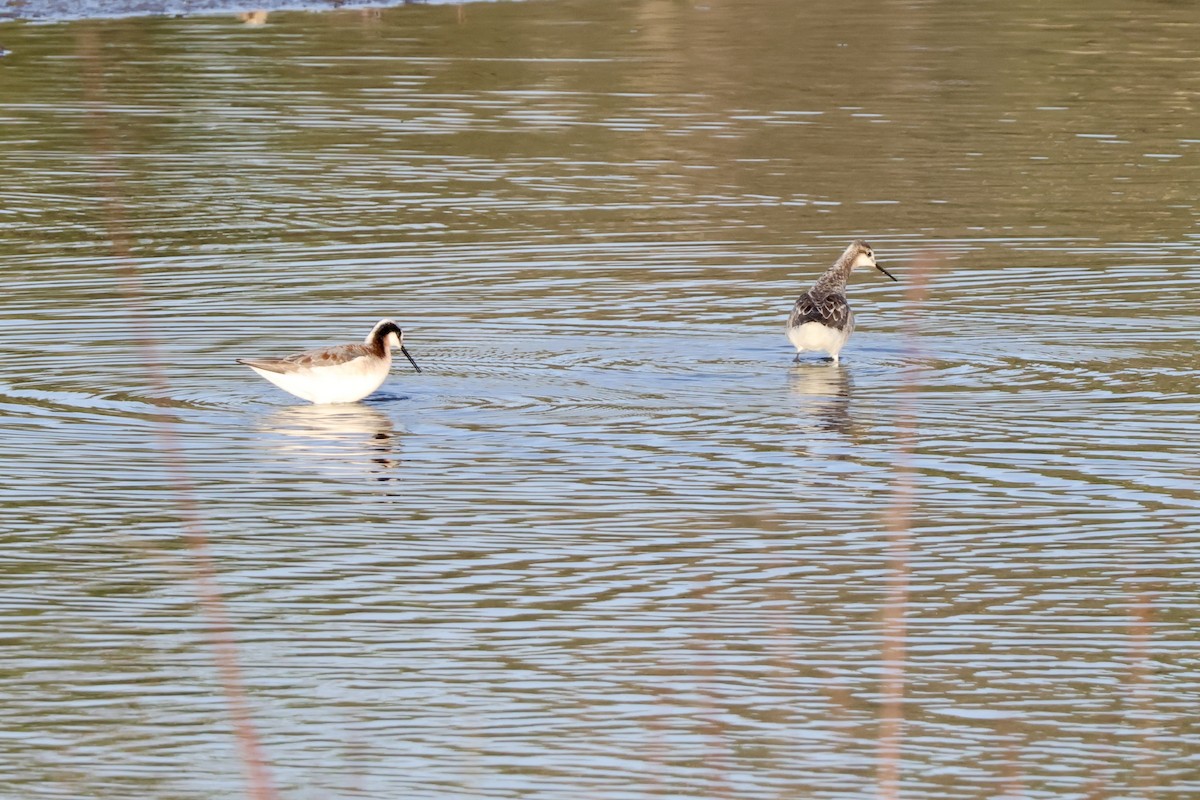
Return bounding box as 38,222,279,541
788,363,853,436
265,403,402,480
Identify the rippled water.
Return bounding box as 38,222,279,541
2,0,1199,798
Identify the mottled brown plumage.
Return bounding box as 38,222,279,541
242,343,376,375
787,240,896,362
789,289,852,332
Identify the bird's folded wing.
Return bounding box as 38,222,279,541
789,291,850,330
235,357,301,375
237,343,371,374
285,344,370,368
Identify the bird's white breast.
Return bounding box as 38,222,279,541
250,355,391,404
787,321,851,356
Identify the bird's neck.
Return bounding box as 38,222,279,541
812,261,851,294
368,335,392,359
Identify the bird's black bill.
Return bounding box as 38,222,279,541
875,263,898,282
401,345,422,373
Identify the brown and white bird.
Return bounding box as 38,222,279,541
787,240,897,363
237,319,422,404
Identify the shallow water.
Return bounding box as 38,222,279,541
2,0,1199,798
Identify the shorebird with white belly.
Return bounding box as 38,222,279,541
238,319,422,404
787,240,897,363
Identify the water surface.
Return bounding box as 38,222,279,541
2,0,1199,798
